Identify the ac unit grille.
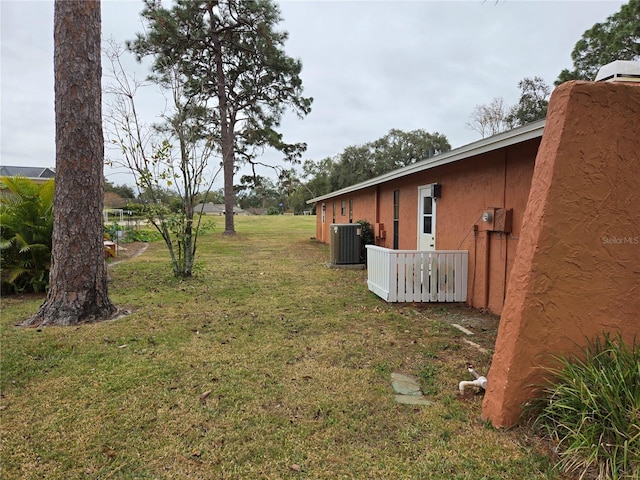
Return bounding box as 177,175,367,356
330,223,361,264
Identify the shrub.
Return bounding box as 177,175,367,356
356,219,374,263
532,334,639,480
0,177,54,293
127,229,162,242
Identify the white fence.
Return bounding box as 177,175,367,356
366,246,468,303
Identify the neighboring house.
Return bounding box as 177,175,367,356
194,203,248,216
307,120,545,315
0,165,55,183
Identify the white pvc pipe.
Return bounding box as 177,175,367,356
458,377,487,395
459,366,487,395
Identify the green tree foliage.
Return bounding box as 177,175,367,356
506,76,550,127
129,0,312,236
235,175,281,211
195,189,225,206
556,0,640,85
329,129,450,191
0,177,54,293
105,180,136,200
286,129,451,211
370,129,451,174
286,159,334,214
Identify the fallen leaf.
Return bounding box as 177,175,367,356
200,390,212,404
290,464,301,472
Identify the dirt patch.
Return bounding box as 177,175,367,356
107,242,149,266
413,303,500,336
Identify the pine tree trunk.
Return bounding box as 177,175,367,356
22,0,117,327
207,7,236,237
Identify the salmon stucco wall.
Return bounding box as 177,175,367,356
482,80,640,428
313,139,539,314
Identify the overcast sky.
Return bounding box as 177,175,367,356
0,0,626,189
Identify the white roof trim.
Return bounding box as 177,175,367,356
307,119,545,204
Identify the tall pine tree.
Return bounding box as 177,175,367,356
129,0,312,235
23,0,117,327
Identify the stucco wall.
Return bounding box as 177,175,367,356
313,139,540,314
482,80,640,427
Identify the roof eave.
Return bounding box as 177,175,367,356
306,120,545,204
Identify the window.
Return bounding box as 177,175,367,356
393,190,400,249
349,199,353,223
321,203,326,224
422,196,433,234
332,202,336,224
341,200,346,216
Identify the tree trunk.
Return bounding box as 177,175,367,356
22,0,117,327
222,134,236,236
207,6,236,236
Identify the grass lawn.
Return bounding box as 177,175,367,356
0,215,558,479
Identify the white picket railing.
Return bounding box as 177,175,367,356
366,246,468,303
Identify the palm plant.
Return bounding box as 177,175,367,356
0,176,54,293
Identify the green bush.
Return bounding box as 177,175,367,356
532,334,639,479
356,219,374,263
127,229,162,242
0,177,54,293
123,202,146,216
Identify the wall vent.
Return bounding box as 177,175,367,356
330,223,361,264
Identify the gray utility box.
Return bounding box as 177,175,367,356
330,223,361,265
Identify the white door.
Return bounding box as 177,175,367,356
418,185,436,251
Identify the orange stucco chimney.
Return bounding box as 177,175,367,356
481,72,640,428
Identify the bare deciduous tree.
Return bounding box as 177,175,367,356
104,41,221,277
466,97,512,139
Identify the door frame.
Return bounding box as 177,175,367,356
417,184,437,251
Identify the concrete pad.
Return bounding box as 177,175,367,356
394,395,434,406
391,373,422,396
451,323,474,335
325,262,366,270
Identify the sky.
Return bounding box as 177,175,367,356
0,0,627,190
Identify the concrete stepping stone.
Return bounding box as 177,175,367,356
394,394,435,406
391,372,435,406
391,372,422,396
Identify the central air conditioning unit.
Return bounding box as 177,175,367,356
330,223,361,265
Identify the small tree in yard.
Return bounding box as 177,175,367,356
22,0,117,327
104,42,219,277
128,0,312,236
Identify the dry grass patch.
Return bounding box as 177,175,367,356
1,216,558,479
